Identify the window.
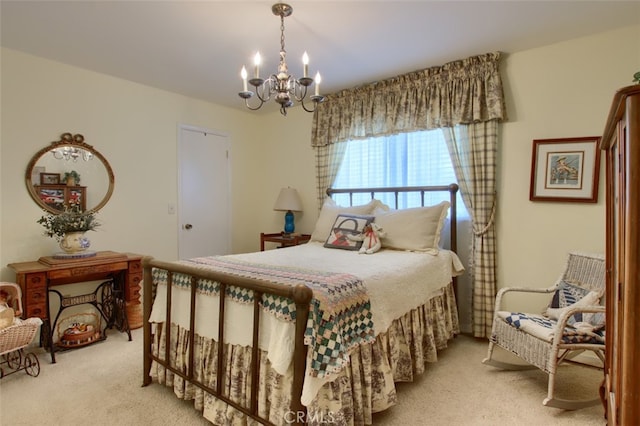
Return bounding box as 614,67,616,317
332,129,467,217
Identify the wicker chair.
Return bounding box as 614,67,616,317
0,282,42,378
482,252,605,409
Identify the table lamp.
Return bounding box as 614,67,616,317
273,187,303,234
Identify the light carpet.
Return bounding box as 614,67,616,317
0,328,606,425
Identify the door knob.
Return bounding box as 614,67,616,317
184,224,193,230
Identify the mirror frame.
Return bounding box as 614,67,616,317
25,133,115,214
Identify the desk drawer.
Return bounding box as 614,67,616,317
24,273,47,303
25,302,47,319
25,285,47,304
126,286,141,301
48,261,129,280
126,272,142,301
128,260,142,274
25,273,47,287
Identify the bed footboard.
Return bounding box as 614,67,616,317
142,257,313,425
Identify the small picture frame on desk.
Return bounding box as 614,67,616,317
40,172,60,185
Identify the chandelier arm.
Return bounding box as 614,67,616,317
300,97,317,113
251,75,277,103
291,82,308,102
243,97,266,111
300,95,326,113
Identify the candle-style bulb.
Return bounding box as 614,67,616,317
302,52,309,78
241,66,248,91
314,72,321,96
254,52,261,78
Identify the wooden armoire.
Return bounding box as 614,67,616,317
600,84,640,424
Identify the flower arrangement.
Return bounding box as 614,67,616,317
37,206,100,242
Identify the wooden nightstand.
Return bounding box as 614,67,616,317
260,232,311,251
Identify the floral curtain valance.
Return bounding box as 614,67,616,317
311,52,506,147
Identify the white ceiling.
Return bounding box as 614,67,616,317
2,1,639,114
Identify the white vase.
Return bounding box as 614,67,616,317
59,232,91,253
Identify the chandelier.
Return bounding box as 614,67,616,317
52,146,93,162
238,3,325,116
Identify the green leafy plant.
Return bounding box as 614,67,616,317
63,170,81,185
37,206,100,242
634,71,640,84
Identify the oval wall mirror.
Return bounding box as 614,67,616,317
25,133,115,214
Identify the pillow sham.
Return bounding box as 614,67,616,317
324,214,374,251
310,198,382,242
374,201,450,253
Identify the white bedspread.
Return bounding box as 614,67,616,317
229,242,464,335
149,242,463,404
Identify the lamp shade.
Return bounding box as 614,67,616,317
273,187,303,212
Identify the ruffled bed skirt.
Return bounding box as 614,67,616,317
149,283,459,425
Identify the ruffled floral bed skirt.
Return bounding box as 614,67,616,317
149,283,459,425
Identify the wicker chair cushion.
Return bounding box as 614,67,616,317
498,311,604,344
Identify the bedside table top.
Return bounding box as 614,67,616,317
261,232,311,241
260,233,311,250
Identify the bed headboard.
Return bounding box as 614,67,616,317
326,184,459,253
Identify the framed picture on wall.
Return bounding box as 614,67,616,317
529,136,601,203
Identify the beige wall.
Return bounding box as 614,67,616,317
0,47,264,273
497,24,639,308
2,24,639,317
0,47,318,279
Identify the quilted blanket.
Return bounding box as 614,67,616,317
498,311,605,344
152,256,376,379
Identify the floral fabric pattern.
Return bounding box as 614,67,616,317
150,283,458,425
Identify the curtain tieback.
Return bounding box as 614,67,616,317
472,194,496,236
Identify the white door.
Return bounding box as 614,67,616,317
178,125,231,259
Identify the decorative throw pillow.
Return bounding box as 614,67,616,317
545,281,604,328
548,280,591,309
373,201,450,253
310,198,382,242
324,214,374,251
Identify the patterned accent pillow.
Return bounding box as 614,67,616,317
310,198,381,242
546,280,604,328
324,214,374,251
549,280,591,309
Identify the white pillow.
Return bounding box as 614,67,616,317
374,201,450,254
310,198,381,242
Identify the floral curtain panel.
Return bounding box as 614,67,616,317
311,52,505,147
311,52,505,338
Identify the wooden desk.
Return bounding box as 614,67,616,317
8,251,143,361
